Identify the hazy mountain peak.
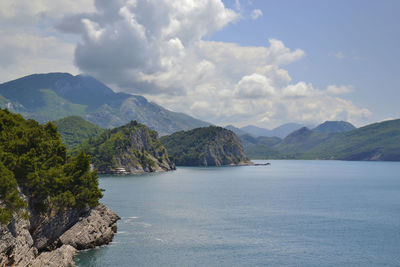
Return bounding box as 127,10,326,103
313,121,356,133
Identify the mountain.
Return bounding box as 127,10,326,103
239,123,309,138
160,126,252,166
270,123,310,138
273,127,332,155
304,119,400,160
0,73,210,135
243,119,400,161
53,116,105,150
239,134,283,159
80,120,175,174
313,121,356,134
225,125,249,136
240,125,272,137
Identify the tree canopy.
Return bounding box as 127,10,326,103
0,109,102,224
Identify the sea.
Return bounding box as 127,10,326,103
74,160,400,266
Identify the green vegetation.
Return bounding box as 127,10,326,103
53,116,105,150
0,161,26,224
273,127,332,156
239,134,283,159
0,73,209,135
30,89,87,122
161,126,250,166
303,119,400,160
0,109,102,225
240,119,400,161
79,120,173,173
312,121,356,133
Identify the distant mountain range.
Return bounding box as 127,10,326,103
0,73,209,135
225,123,313,138
240,120,400,161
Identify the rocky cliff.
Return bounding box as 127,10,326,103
0,109,120,266
80,120,175,174
161,126,252,166
0,202,119,266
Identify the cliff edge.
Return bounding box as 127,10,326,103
161,126,252,166
0,203,119,266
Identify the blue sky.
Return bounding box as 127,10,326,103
215,0,400,123
0,0,399,128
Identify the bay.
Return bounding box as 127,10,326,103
75,160,400,266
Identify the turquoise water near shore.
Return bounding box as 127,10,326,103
75,160,400,266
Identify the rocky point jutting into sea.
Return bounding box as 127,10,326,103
0,199,119,266
0,109,120,266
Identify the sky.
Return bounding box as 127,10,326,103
0,0,399,128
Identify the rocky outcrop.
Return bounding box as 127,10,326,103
31,245,76,267
82,120,176,174
0,203,119,266
161,126,253,166
0,215,37,266
59,204,119,250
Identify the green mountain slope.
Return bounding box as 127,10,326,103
313,121,356,133
239,134,283,159
161,126,252,166
304,119,400,160
241,119,400,161
0,73,210,135
273,127,332,156
53,116,105,150
79,121,175,174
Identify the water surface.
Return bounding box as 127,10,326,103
75,160,400,266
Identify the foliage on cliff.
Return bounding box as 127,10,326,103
53,116,105,150
0,109,102,224
79,120,174,173
160,126,251,166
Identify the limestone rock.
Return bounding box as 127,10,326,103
0,215,37,266
0,203,119,266
30,207,90,251
59,204,120,249
30,245,76,267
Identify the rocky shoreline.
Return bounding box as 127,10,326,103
0,203,119,266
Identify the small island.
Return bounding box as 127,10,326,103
161,126,252,166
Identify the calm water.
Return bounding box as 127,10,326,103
75,160,400,266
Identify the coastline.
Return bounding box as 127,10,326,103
0,203,119,266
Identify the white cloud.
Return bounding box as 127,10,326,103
0,0,94,82
251,9,263,20
0,0,372,128
283,82,316,98
0,0,95,24
326,85,354,95
235,73,275,98
0,30,79,82
55,0,371,128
